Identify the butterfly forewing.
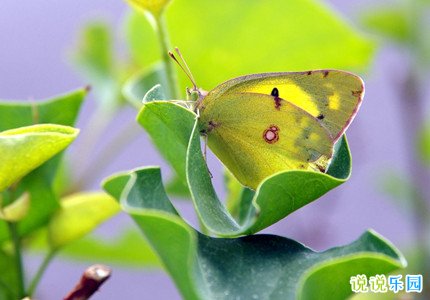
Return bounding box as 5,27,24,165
204,70,364,142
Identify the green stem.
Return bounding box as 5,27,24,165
27,250,56,296
7,222,25,298
154,14,180,99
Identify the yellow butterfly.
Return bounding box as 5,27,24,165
170,49,364,190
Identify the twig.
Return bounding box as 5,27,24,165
63,264,112,300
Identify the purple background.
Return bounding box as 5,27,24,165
1,0,427,299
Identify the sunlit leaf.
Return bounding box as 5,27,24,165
125,0,173,17
59,229,161,267
125,0,374,95
0,89,86,241
48,192,120,249
0,124,79,192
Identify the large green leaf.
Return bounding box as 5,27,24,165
126,0,374,93
0,89,85,131
0,89,86,241
0,124,79,192
138,101,350,236
103,169,406,300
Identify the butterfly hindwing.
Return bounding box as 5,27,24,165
199,92,333,189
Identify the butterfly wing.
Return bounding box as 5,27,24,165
198,92,333,189
201,70,364,142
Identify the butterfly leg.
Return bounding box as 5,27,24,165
201,132,213,178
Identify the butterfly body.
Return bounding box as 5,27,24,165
194,70,364,190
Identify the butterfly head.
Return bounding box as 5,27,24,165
169,47,208,112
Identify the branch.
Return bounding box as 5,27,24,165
63,264,112,300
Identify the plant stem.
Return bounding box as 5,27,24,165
7,221,25,298
154,14,180,99
27,250,56,296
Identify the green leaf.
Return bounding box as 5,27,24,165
0,89,86,241
28,228,161,267
73,22,121,108
48,192,120,249
297,231,405,299
122,64,168,108
417,121,430,166
103,171,406,300
74,22,113,82
138,101,350,236
165,174,190,198
59,229,161,267
362,8,413,43
0,124,79,192
0,89,86,131
125,0,374,92
136,102,195,195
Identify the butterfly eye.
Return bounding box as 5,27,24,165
188,89,200,102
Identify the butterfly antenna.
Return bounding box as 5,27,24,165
168,48,198,90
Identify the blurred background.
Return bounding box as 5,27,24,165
1,0,429,299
